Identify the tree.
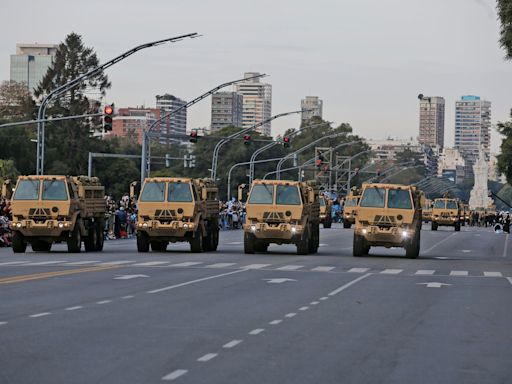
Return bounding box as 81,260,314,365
35,32,110,175
498,0,512,60
496,110,512,184
0,159,19,185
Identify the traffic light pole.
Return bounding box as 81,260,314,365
210,109,305,181
0,113,102,129
140,73,266,185
36,33,199,175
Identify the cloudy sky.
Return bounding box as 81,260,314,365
1,0,510,151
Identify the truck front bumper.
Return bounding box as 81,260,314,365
432,217,458,226
244,222,304,241
137,220,195,237
356,226,412,247
9,219,72,237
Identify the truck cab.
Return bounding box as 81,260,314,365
319,195,332,228
343,195,360,228
431,198,462,231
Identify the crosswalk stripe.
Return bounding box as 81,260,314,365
205,263,237,268
348,267,370,273
450,270,468,276
0,261,30,266
132,261,169,266
415,270,435,275
276,265,304,271
483,271,502,277
27,261,66,266
243,264,271,269
168,262,203,267
311,266,335,272
97,260,134,265
381,269,403,275
64,261,100,265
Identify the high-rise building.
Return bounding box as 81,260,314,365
210,91,243,132
301,96,323,122
10,43,58,93
235,72,272,136
155,94,187,144
110,107,161,144
418,96,445,148
454,95,491,178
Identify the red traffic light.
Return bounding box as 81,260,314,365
243,134,251,145
315,159,322,167
283,136,290,148
189,130,198,143
104,105,113,115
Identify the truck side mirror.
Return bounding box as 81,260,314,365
238,184,246,202
307,188,316,203
129,181,138,199
1,179,13,200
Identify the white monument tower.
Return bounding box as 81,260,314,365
469,148,493,210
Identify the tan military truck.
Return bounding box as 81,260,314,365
8,175,106,253
343,193,360,228
353,183,422,258
319,195,332,228
431,198,462,231
135,177,219,253
242,179,320,255
421,198,433,223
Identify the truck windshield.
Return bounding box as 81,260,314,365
13,180,40,200
168,182,193,202
387,189,412,209
140,182,165,202
345,198,357,207
276,185,301,205
320,198,325,207
433,200,445,209
248,184,274,204
446,200,458,209
360,188,385,208
42,180,68,200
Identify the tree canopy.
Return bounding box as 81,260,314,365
498,0,512,60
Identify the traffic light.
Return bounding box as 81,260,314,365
283,136,291,148
315,158,322,169
243,134,251,145
103,105,114,131
189,130,198,143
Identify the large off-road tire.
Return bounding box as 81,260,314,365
323,220,332,229
244,232,255,254
95,222,104,251
211,227,219,251
343,220,351,229
353,233,365,257
405,231,420,259
309,224,320,254
203,222,214,252
454,222,461,232
67,223,82,253
84,223,98,252
12,232,27,253
137,232,150,252
296,229,310,255
31,240,52,252
151,241,167,252
190,228,203,253
431,222,438,231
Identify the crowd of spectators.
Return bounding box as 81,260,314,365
0,198,12,247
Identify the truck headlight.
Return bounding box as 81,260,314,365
16,222,22,228
58,222,64,228
251,225,257,232
183,223,189,229
291,226,297,234
401,230,408,238
142,223,148,228
362,228,368,235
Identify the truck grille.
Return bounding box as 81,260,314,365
372,215,396,228
154,209,177,221
28,208,51,220
263,211,285,223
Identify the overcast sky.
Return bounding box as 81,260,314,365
1,0,510,152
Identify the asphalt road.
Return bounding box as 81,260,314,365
0,224,511,384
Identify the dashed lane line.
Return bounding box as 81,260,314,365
269,320,282,325
507,277,512,286
29,312,51,318
299,306,309,311
285,313,297,318
380,269,403,275
276,265,304,271
449,270,469,276
310,301,320,305
121,295,135,299
483,272,503,277
0,265,117,285
319,296,329,300
98,260,135,266
223,340,243,349
348,267,370,273
64,261,100,265
422,232,457,254
249,328,265,335
197,353,218,362
96,300,112,305
132,261,169,266
65,306,83,311
311,266,335,272
26,261,66,266
328,273,373,296
415,270,435,275
168,262,203,267
162,369,188,381
0,261,30,266
205,263,237,268
243,264,271,269
0,322,7,326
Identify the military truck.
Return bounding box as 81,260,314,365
431,197,462,231
135,177,219,253
319,195,332,228
353,183,422,258
8,175,106,253
343,193,360,228
242,179,320,255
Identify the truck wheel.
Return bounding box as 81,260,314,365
244,232,255,254
254,241,268,253
297,231,310,255
323,220,332,229
353,233,365,257
308,224,319,254
190,228,203,253
405,232,420,259
431,222,438,231
95,222,104,251
454,222,461,232
203,223,213,252
84,224,97,252
12,232,27,253
137,232,150,252
67,224,82,253
151,241,167,252
211,227,219,251
32,240,52,252
343,221,351,229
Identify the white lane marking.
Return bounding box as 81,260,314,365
114,274,148,280
277,265,304,271
28,261,66,265
483,272,503,277
423,232,457,254
227,241,243,245
319,296,329,300
168,262,203,267
64,261,100,265
285,313,297,318
415,270,435,275
148,269,247,294
249,328,265,335
263,278,296,284
223,340,243,349
311,266,335,272
197,353,218,362
132,261,169,266
0,261,30,266
96,300,112,304
507,277,512,286
242,264,270,269
121,295,135,299
29,312,51,318
319,243,329,247
461,250,471,253
449,270,468,276
0,322,7,326
205,263,237,268
417,282,451,288
162,369,188,381
65,306,83,311
299,306,309,311
348,267,370,273
328,273,372,296
381,269,403,275
98,260,134,265
310,301,320,305
504,234,510,257
269,320,282,325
